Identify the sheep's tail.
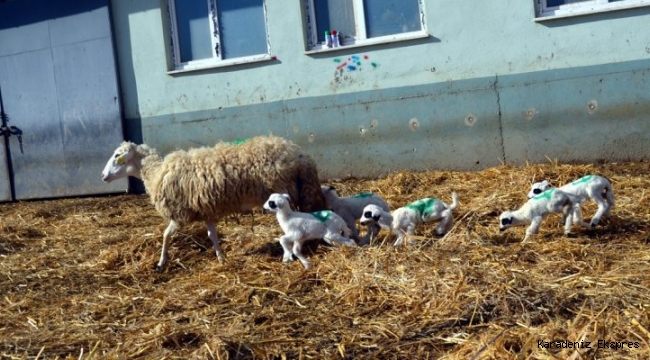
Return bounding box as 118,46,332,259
448,191,460,210
296,154,327,212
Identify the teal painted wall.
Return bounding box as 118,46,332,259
110,0,650,178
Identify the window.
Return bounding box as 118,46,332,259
167,0,270,71
304,0,427,51
536,0,650,19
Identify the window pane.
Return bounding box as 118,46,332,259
216,0,267,59
363,0,421,38
547,0,592,6
175,0,212,63
314,0,356,43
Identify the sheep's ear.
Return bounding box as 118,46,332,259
372,215,381,222
281,193,291,202
541,180,549,187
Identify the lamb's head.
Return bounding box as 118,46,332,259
264,193,292,213
101,141,142,182
498,210,520,231
321,186,340,201
360,204,384,225
527,180,551,199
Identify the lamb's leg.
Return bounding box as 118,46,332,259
588,191,608,227
436,211,454,235
292,240,313,269
156,220,179,271
279,236,295,263
394,225,414,246
205,221,225,263
562,207,574,235
523,216,542,243
323,230,356,246
573,205,590,228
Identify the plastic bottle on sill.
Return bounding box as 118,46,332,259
324,30,333,47
331,30,341,47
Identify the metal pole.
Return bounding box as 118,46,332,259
0,82,16,201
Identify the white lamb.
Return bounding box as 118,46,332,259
500,188,577,243
263,193,356,269
321,186,390,246
359,192,459,246
527,174,614,228
101,135,327,271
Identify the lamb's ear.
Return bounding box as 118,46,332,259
372,215,381,222
541,180,550,187
281,193,291,201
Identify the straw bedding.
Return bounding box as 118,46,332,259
1,161,649,359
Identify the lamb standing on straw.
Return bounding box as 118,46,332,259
527,174,614,228
321,186,390,246
360,192,459,246
101,135,326,271
499,188,577,243
263,193,356,269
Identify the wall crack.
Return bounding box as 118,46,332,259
493,75,506,164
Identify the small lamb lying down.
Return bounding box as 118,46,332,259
527,174,615,228
360,192,459,246
263,193,356,269
321,186,390,246
500,188,577,243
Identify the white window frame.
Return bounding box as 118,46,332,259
304,0,428,53
536,0,650,20
167,0,272,73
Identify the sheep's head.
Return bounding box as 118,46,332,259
498,211,515,231
101,142,141,182
264,193,291,213
360,204,383,225
527,180,551,199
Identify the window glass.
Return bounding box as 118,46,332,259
314,0,356,43
216,0,267,58
174,0,212,63
363,0,421,38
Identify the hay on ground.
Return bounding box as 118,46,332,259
0,161,649,359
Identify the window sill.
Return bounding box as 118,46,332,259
167,54,276,75
535,2,650,21
304,32,430,55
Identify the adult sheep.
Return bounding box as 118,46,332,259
101,135,327,271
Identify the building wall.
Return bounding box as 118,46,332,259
110,0,650,178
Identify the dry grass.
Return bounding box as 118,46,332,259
1,161,650,359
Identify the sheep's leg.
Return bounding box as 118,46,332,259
573,205,590,228
156,220,179,272
279,236,295,263
523,217,542,243
357,224,375,246
392,228,405,246
588,191,608,227
205,221,225,263
436,212,454,236
324,231,355,247
562,208,574,235
394,225,414,246
292,241,312,269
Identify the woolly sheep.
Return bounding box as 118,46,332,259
263,193,356,269
527,175,614,228
499,188,577,243
321,186,390,246
360,192,460,246
101,135,327,271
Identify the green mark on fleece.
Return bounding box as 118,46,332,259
353,192,374,198
532,188,554,201
406,198,438,217
572,175,594,185
311,210,333,223
231,138,249,145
